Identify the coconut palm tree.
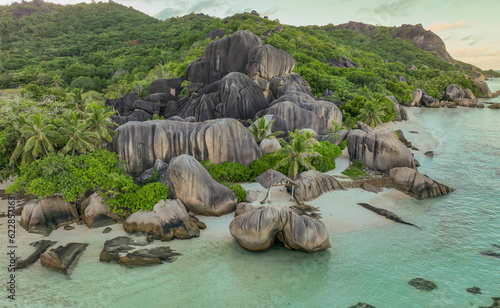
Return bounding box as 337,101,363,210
58,111,100,156
247,116,284,144
84,103,117,146
9,113,59,165
274,129,320,180
359,101,386,128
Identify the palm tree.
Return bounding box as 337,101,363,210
274,129,320,180
84,103,117,146
247,116,284,144
52,74,63,88
10,113,59,165
359,101,386,128
58,111,100,156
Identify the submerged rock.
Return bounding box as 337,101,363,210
390,167,453,199
40,243,89,275
16,240,57,269
466,287,482,295
348,303,376,308
488,103,500,109
294,170,346,204
161,155,237,216
408,278,438,291
480,251,500,259
479,297,500,308
20,197,80,235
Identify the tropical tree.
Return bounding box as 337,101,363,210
274,129,320,180
359,101,386,128
52,74,63,88
10,113,59,165
247,116,284,144
58,111,100,156
84,103,117,145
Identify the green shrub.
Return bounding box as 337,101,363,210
308,141,342,172
201,160,253,183
104,182,168,215
341,159,370,179
340,139,347,150
227,183,247,203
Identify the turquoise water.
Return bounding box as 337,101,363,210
2,82,500,307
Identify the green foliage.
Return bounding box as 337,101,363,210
104,182,168,215
340,139,347,150
201,160,253,183
308,141,341,172
275,130,320,180
341,159,371,179
227,183,247,203
247,117,284,144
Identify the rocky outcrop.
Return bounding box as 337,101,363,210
488,103,500,109
246,45,296,80
234,202,263,217
387,96,408,121
446,84,464,101
134,159,169,184
185,30,262,85
112,118,262,176
205,28,225,40
106,91,139,116
408,278,438,291
357,203,420,228
40,243,89,275
407,89,423,107
259,138,281,154
327,58,360,69
149,78,183,96
122,199,201,240
293,170,346,204
420,91,440,108
16,240,57,269
79,193,120,229
99,236,180,267
269,73,313,98
229,206,331,252
20,197,80,235
347,130,417,172
110,110,152,125
160,155,237,216
390,167,453,199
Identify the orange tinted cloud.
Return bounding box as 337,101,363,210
427,20,472,32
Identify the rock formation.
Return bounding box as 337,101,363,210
79,193,120,228
327,58,360,69
259,138,281,155
122,199,201,240
20,197,80,235
16,240,57,269
149,78,183,96
246,44,296,80
293,170,346,204
387,96,408,121
40,243,89,275
390,167,453,199
160,155,237,216
347,130,417,172
134,159,169,184
205,28,225,40
269,73,313,98
408,278,438,291
112,118,262,176
488,103,500,109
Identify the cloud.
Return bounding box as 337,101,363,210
357,0,419,24
427,20,473,32
450,46,500,58
155,7,184,19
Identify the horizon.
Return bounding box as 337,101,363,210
1,0,499,70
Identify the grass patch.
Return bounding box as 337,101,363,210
342,159,371,179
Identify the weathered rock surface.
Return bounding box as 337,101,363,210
488,103,500,109
246,45,296,80
112,118,262,176
134,159,169,184
123,199,201,240
446,84,465,101
106,91,139,116
327,58,360,69
466,287,482,295
347,130,417,172
408,278,438,291
259,138,281,154
277,208,331,252
387,96,408,121
474,80,493,98
229,206,282,251
390,167,453,199
79,193,120,228
20,197,80,235
244,190,259,203
407,89,423,107
160,155,237,216
40,243,89,275
110,110,152,125
149,78,183,96
234,202,262,217
205,28,225,39
294,170,346,204
269,73,313,98
357,203,420,228
16,240,57,269
360,183,383,193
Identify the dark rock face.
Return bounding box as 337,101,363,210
106,91,139,116
78,193,120,228
327,58,360,69
229,206,331,252
205,28,225,39
20,197,80,235
294,170,346,204
246,45,296,80
398,75,407,83
474,80,493,98
480,251,500,258
387,96,408,121
446,84,465,101
488,103,500,109
134,159,169,184
40,243,89,275
408,278,438,291
390,167,453,199
111,118,262,177
149,78,183,96
270,73,313,98
360,183,382,193
357,203,420,228
99,236,180,267
16,240,57,269
185,30,262,85
123,199,201,240
160,155,237,216
110,110,152,125
347,130,417,172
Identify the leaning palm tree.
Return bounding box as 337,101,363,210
247,116,284,144
274,129,320,181
10,113,59,165
58,111,100,156
359,101,386,128
84,103,117,146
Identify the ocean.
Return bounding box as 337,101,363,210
1,80,499,308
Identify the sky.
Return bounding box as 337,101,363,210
2,0,499,69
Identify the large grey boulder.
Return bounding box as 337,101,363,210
407,89,423,107
487,103,500,109
446,84,465,101
106,91,139,116
270,73,313,98
293,170,346,204
20,197,80,235
112,118,262,177
390,167,453,199
347,130,417,172
160,155,237,216
387,96,408,121
474,80,492,98
246,45,296,80
149,78,183,96
79,193,120,228
259,138,281,154
206,28,225,40
277,209,331,252
123,199,200,240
